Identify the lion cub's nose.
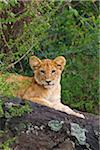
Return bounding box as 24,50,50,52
46,80,51,84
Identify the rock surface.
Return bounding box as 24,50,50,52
0,97,99,150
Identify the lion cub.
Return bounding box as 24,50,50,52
6,56,85,118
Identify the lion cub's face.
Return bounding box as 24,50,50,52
29,56,66,88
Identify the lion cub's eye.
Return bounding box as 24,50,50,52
40,70,45,74
52,70,56,74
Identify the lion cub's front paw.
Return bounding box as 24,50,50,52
76,113,85,119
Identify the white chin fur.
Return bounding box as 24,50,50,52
44,84,54,89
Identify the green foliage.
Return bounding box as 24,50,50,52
0,100,32,118
0,137,16,150
5,102,32,119
0,99,4,117
0,73,31,97
0,73,15,97
61,53,99,113
0,1,99,113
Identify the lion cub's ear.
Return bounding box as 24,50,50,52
29,56,41,70
54,56,66,71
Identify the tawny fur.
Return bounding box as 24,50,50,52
4,56,85,118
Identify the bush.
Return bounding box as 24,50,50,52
0,0,99,113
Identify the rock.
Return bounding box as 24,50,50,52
0,97,99,150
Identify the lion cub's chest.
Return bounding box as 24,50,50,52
46,87,61,102
22,82,61,103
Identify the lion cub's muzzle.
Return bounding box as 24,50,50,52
44,79,55,88
45,80,51,84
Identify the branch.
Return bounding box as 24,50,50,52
6,45,34,70
1,23,11,51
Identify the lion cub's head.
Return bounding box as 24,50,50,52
29,56,66,88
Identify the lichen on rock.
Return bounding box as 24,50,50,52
70,122,87,145
48,120,64,132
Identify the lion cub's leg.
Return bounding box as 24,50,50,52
29,98,85,118
53,103,85,119
29,97,53,108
